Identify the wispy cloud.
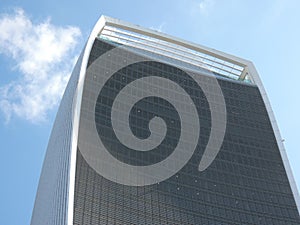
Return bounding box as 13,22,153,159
197,0,215,16
150,22,166,32
0,8,81,123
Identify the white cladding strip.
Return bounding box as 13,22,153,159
247,63,300,215
66,16,107,225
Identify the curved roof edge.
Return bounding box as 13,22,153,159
99,15,254,83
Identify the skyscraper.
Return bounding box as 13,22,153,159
31,15,300,224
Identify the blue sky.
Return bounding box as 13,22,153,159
0,0,299,224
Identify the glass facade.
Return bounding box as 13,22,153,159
73,38,300,224
31,16,299,225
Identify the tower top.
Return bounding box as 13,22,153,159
95,15,254,83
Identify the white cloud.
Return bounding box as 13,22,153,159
0,8,81,123
198,0,215,15
150,22,166,33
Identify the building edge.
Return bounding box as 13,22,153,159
247,63,300,215
66,16,107,225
